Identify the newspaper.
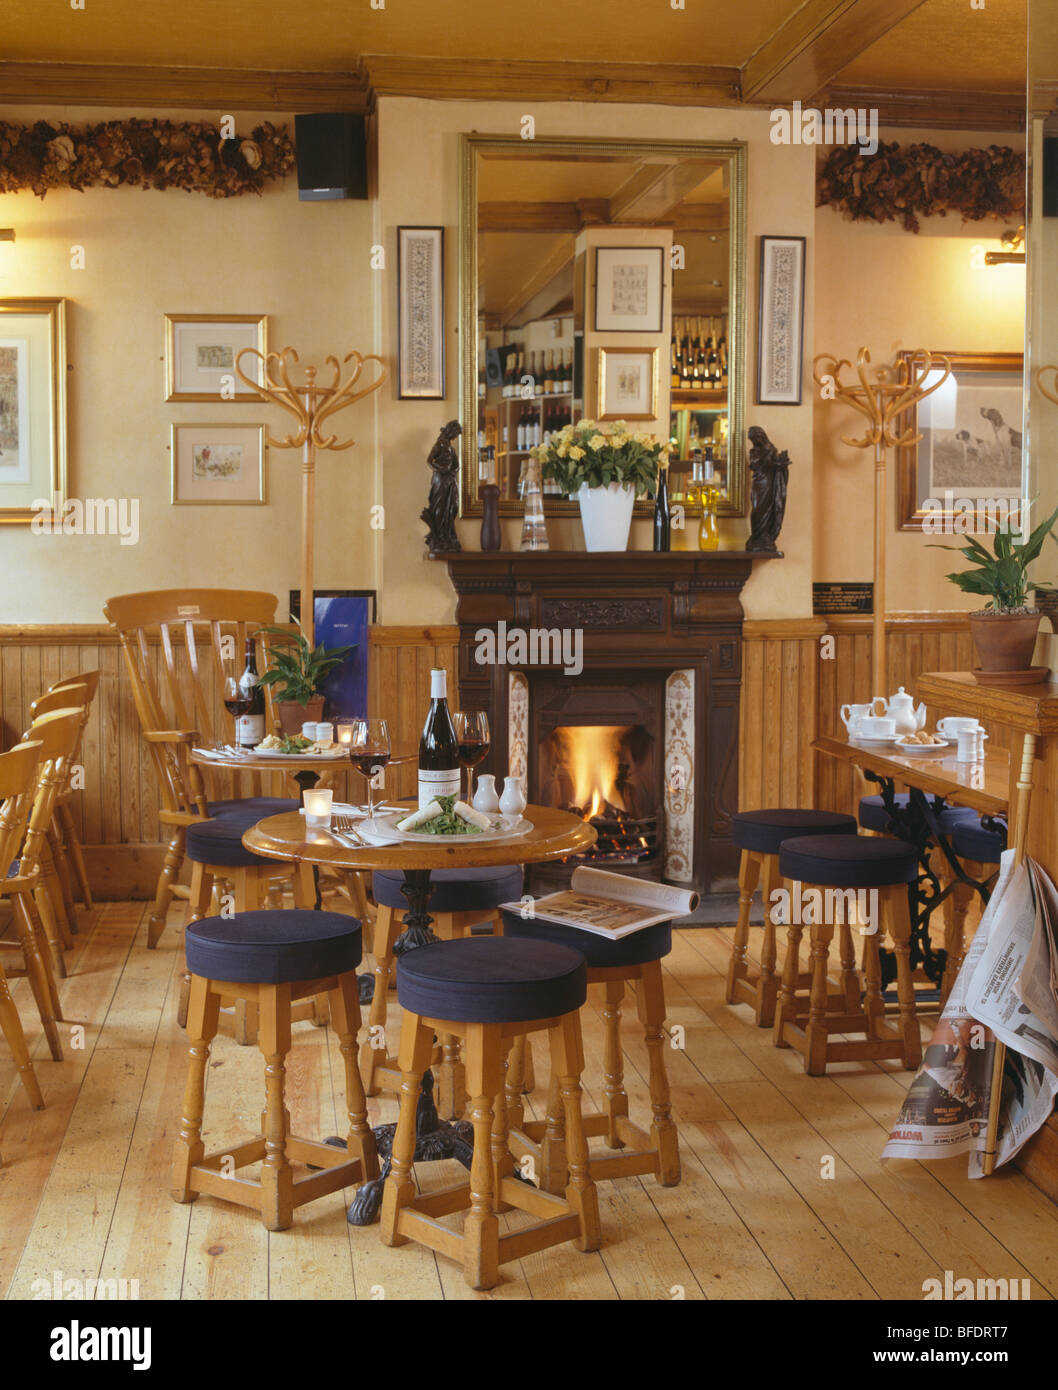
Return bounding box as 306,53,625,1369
882,850,1058,1177
501,866,699,940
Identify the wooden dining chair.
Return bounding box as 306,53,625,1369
102,589,303,950
33,670,100,911
15,709,85,980
27,683,91,936
0,740,65,1074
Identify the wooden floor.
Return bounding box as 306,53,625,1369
3,897,1058,1301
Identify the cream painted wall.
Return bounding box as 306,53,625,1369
813,127,1027,614
0,106,379,623
375,97,818,625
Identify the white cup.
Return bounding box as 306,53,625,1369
937,716,980,738
856,716,896,740
303,787,333,828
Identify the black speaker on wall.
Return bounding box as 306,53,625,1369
1043,137,1058,218
294,113,368,201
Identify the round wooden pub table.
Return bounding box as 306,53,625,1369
243,802,597,1224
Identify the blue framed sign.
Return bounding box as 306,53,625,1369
289,589,374,720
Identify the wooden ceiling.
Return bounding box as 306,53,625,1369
0,0,1028,129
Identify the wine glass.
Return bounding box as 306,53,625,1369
222,673,251,749
454,711,490,803
347,718,390,820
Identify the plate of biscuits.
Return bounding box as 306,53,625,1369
892,731,951,756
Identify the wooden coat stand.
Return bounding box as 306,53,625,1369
235,347,386,645
812,348,951,693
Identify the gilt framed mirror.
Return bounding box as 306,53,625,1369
458,134,748,520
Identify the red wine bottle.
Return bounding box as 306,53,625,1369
236,637,265,747
418,668,460,808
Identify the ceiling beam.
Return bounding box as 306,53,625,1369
494,240,576,327
0,61,369,110
741,0,931,105
608,157,723,224
822,85,1025,132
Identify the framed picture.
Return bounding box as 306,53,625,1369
597,347,658,420
594,246,664,333
165,314,267,402
896,351,1024,532
0,298,67,525
397,227,445,399
755,236,806,405
170,423,265,505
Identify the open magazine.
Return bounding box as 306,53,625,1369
882,849,1058,1178
501,866,699,940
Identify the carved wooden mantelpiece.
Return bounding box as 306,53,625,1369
435,550,779,891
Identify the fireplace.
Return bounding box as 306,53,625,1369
436,550,780,897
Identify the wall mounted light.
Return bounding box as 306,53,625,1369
985,225,1025,265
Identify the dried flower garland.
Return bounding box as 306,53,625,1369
0,118,295,198
817,142,1025,234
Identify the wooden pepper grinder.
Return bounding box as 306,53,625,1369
479,484,501,551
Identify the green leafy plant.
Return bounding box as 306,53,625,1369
928,503,1058,612
256,623,354,707
531,419,666,498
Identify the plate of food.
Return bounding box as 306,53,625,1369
251,734,347,759
365,796,531,844
893,732,951,756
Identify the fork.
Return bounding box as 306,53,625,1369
331,815,365,843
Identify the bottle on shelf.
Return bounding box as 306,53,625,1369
502,352,513,399
680,337,692,390
235,637,265,748
653,468,671,552
418,668,461,810
545,350,555,394
671,341,680,390
516,413,526,452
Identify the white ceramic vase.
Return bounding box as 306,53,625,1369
499,775,527,817
472,773,500,813
576,481,636,552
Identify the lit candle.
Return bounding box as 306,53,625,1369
303,787,333,828
337,722,354,748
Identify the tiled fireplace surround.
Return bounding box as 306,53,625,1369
439,552,774,895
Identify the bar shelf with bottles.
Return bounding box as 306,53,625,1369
670,313,727,407
477,344,575,497
669,313,729,513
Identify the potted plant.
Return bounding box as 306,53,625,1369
531,419,666,551
257,623,353,734
930,503,1058,683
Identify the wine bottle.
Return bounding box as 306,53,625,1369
516,413,526,452
653,469,671,552
502,352,513,399
670,340,680,389
236,636,265,748
418,667,460,808
680,337,692,390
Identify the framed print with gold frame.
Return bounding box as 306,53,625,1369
165,314,267,402
0,298,67,525
170,423,266,505
597,347,658,421
895,350,1024,531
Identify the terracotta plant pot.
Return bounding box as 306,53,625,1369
276,694,325,736
967,611,1043,674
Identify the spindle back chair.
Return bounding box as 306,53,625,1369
29,681,94,913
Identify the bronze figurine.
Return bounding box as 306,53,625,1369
421,419,462,553
746,425,790,553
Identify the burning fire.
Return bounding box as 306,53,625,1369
559,725,633,818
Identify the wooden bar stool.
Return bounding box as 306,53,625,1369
773,834,922,1075
381,936,600,1291
363,865,525,1116
727,809,858,1026
171,909,378,1231
501,913,680,1188
942,816,1004,1002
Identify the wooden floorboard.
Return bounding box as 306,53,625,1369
0,904,1054,1300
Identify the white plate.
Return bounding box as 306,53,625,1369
250,745,347,760
892,739,952,756
365,812,533,844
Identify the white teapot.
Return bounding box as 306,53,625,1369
882,686,927,737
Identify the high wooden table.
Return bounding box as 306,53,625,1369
915,671,1058,1198
243,802,597,1224
813,734,1009,992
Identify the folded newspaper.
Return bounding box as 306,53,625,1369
882,849,1058,1178
501,866,699,940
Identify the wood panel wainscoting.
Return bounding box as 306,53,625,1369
0,624,458,900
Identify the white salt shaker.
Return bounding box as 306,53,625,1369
472,773,501,813
499,775,527,817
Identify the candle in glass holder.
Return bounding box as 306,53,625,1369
303,787,333,828
336,721,355,750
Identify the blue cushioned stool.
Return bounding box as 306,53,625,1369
939,816,1006,1002
381,937,601,1290
773,835,923,1075
363,866,526,1118
501,913,680,1189
181,807,318,1045
858,792,978,835
728,808,858,1027
172,910,378,1231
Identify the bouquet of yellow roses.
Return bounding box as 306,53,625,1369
529,419,667,499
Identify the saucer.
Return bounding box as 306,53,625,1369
849,736,896,748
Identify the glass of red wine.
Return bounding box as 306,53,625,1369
347,717,391,820
222,673,251,749
454,711,490,803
